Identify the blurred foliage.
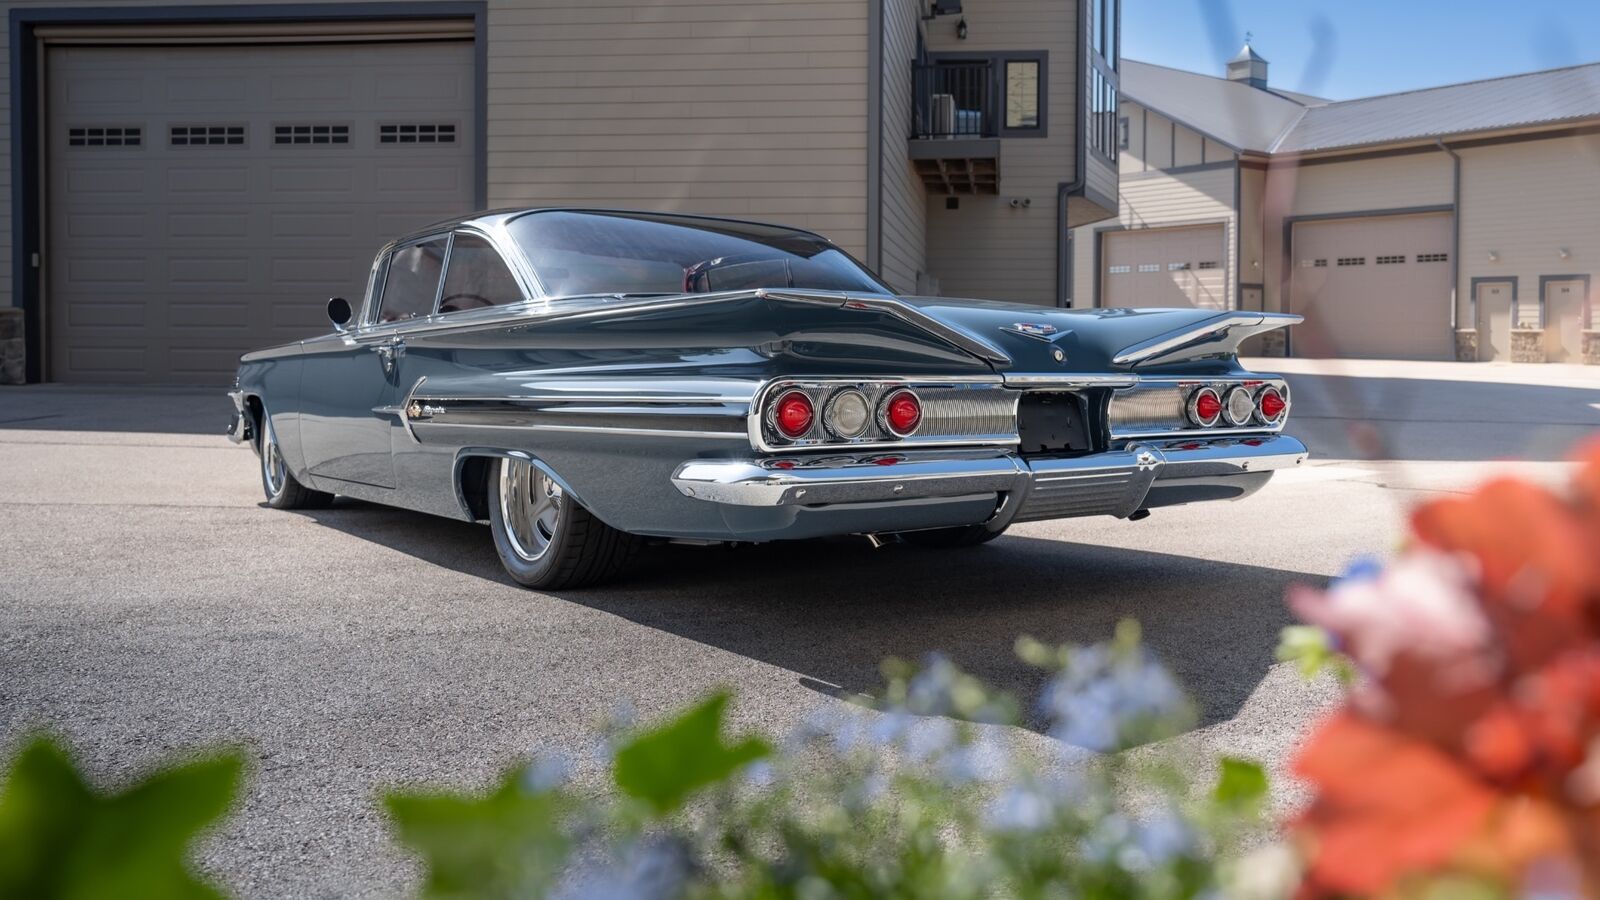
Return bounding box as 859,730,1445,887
0,735,241,900
383,619,1269,899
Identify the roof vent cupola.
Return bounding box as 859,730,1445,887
1227,40,1268,89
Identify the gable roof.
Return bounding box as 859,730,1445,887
1122,58,1600,155
1120,60,1307,152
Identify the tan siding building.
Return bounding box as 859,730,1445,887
1070,49,1600,364
0,0,1124,383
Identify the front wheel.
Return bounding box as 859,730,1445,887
898,524,1007,548
258,407,334,510
488,458,640,590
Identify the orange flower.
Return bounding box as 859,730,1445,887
1292,713,1501,896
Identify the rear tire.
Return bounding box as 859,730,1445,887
488,457,640,589
898,524,1007,548
258,407,335,510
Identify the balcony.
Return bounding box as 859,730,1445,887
909,60,1000,194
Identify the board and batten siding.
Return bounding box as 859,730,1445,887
0,0,873,311
877,0,926,294
1070,164,1237,306
1116,102,1224,175
1260,150,1454,315
1455,133,1600,330
922,0,1078,304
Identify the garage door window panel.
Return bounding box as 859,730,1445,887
67,125,141,147
171,125,244,146
377,237,449,324
274,124,349,145
438,233,524,314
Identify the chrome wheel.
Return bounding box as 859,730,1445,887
499,459,563,563
261,412,288,498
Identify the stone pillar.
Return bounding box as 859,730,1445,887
1583,331,1600,366
1453,329,1478,362
0,308,23,384
1510,329,1545,364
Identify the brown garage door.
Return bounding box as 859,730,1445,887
1102,225,1228,309
46,41,475,384
1290,213,1453,359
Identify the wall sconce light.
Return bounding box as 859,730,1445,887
1559,247,1572,260
957,17,968,39
1487,251,1499,263
1251,259,1261,270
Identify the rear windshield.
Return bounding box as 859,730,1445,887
507,210,889,297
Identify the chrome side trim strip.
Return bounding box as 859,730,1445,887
419,422,749,440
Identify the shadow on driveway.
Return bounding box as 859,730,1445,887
291,499,1319,733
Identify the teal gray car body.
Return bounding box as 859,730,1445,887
228,209,1306,586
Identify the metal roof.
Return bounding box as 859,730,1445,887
1273,62,1600,152
1121,60,1307,151
1123,58,1600,155
1229,43,1267,64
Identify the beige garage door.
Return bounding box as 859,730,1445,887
47,41,475,384
1102,225,1228,309
1289,213,1453,359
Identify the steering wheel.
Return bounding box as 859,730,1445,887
438,292,493,312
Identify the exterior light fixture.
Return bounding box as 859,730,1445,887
1559,247,1572,260
957,17,968,39
1488,251,1499,263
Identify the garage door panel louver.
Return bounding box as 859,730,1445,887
274,125,350,145
380,123,456,144
67,126,141,147
171,125,244,146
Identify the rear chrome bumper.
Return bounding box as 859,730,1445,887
670,435,1307,519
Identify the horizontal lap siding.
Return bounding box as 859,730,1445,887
1457,133,1600,329
1072,165,1236,305
487,0,869,255
1261,151,1454,315
877,0,925,294
0,0,872,313
923,0,1078,304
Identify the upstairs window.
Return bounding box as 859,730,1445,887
1004,59,1041,130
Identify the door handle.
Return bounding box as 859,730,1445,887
373,336,404,373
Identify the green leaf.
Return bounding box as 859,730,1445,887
0,733,242,900
1276,625,1355,683
386,767,572,900
612,691,771,815
1213,757,1268,810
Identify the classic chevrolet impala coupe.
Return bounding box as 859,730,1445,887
228,209,1307,588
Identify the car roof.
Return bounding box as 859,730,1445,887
389,207,835,248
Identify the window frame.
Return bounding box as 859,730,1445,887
433,228,531,317
368,232,452,327
925,50,1049,139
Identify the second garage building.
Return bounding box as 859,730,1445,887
1072,47,1600,363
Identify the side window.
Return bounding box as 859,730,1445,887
361,252,390,323
439,233,524,314
377,236,449,323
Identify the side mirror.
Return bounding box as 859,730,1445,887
327,297,353,332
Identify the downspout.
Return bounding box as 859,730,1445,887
1436,138,1461,331
1054,0,1090,307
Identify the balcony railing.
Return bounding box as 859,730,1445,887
911,60,995,139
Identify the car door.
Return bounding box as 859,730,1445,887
299,234,449,489
386,229,533,509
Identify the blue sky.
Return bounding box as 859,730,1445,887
1123,0,1600,100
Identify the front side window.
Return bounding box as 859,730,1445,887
507,211,889,298
376,236,448,323
1004,60,1041,129
439,233,524,314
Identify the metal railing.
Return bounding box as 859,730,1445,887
911,60,995,139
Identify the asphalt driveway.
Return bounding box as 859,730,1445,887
1,359,1595,897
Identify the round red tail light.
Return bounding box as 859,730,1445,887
881,389,922,437
1187,387,1223,427
772,390,814,439
1257,387,1286,422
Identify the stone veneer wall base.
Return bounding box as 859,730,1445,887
0,308,24,384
